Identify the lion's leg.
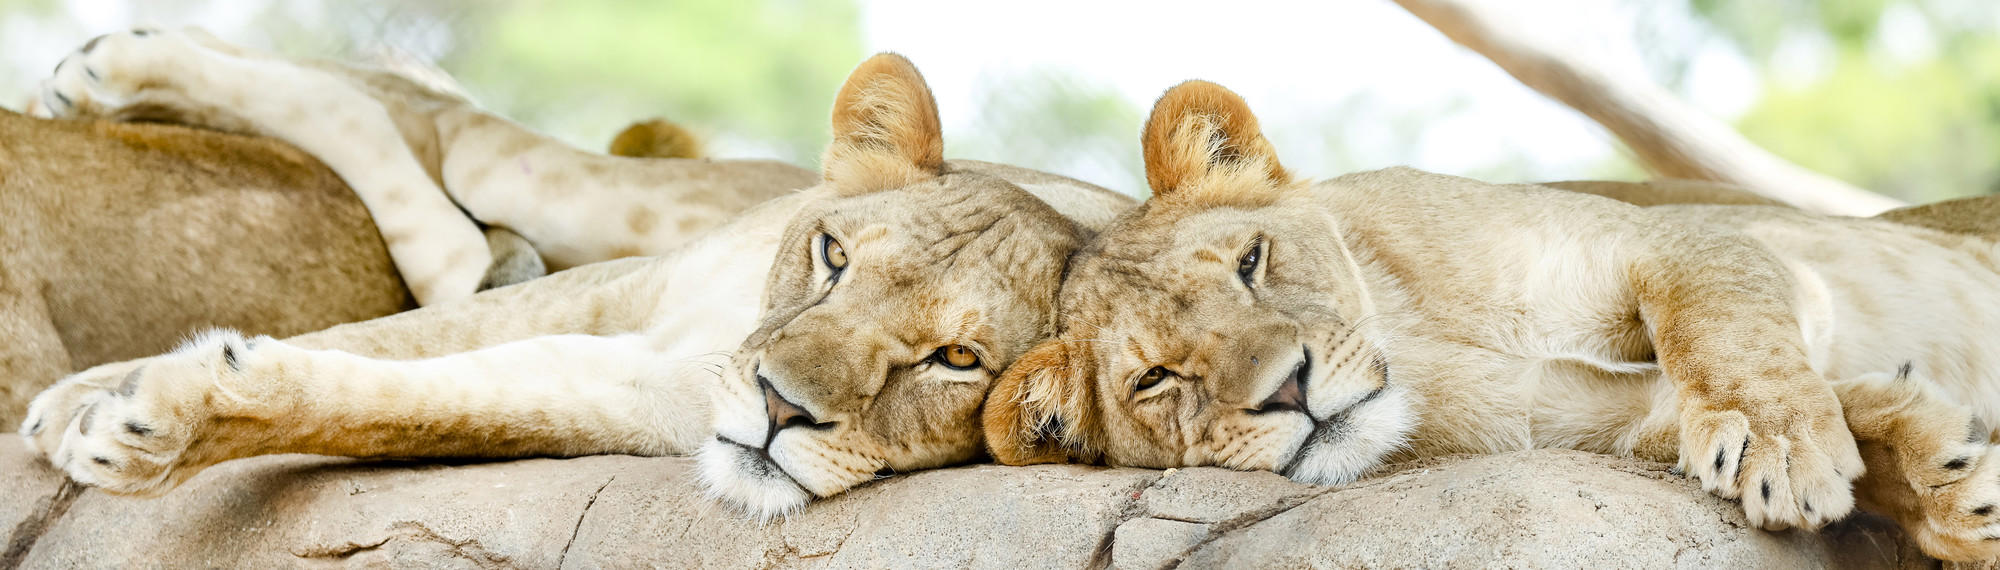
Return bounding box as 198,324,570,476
38,28,490,306
1835,371,2000,562
428,108,653,268
19,255,669,443
24,330,713,496
425,107,809,270
281,255,666,359
1631,243,1865,530
420,104,819,270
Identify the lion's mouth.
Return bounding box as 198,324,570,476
1276,357,1390,479
717,436,813,495
1278,420,1339,478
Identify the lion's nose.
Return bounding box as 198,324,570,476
762,378,820,431
1254,352,1309,415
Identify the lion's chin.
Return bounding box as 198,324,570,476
1279,385,1417,486
696,438,813,522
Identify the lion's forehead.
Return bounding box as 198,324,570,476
924,214,1069,268
867,273,1051,365
1063,252,1217,328
1058,253,1307,386
826,184,1078,273
872,210,1074,325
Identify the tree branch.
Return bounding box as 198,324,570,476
1393,0,1905,216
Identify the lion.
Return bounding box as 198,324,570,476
19,47,1136,520
33,27,819,306
2,29,799,425
983,80,2000,560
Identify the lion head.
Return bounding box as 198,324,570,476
698,54,1117,518
982,80,1416,485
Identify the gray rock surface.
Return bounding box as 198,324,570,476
0,439,1934,568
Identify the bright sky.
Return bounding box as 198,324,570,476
7,0,1779,188
856,0,1782,187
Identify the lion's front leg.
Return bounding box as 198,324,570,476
1837,371,2000,562
38,27,489,305
1631,239,1865,530
21,330,712,496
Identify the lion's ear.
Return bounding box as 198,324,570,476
1140,80,1289,204
983,340,1097,465
821,53,946,195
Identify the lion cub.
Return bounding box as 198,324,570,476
984,81,2000,560
34,28,818,306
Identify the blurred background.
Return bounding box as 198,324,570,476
1,0,1995,201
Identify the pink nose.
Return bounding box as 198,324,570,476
1255,356,1308,414
763,380,819,430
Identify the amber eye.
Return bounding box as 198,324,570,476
936,345,980,370
1236,237,1263,287
1135,366,1172,391
821,234,848,271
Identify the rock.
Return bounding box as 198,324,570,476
1175,451,1930,569
0,439,1931,569
0,442,71,566
1111,518,1209,570
563,463,1160,568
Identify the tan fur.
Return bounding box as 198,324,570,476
1878,195,2000,238
1836,372,2000,560
985,341,1098,465
1140,80,1291,207
35,27,818,302
608,118,704,159
20,54,1136,520
821,53,946,194
0,109,411,427
0,97,647,428
986,81,2000,560
1541,179,1788,208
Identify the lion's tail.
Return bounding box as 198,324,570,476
608,118,704,159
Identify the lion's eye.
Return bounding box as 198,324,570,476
821,234,848,271
1236,237,1263,287
1135,366,1172,391
934,345,980,370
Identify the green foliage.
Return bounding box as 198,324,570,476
0,0,61,15
0,0,864,167
1691,0,1897,58
952,69,1146,195
1685,0,2000,199
449,0,863,165
1737,40,2000,199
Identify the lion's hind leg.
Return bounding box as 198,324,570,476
1837,369,2000,561
37,28,491,305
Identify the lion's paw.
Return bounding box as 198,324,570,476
38,27,205,118
1907,445,2000,561
1678,404,1865,530
20,360,138,456
20,330,257,495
